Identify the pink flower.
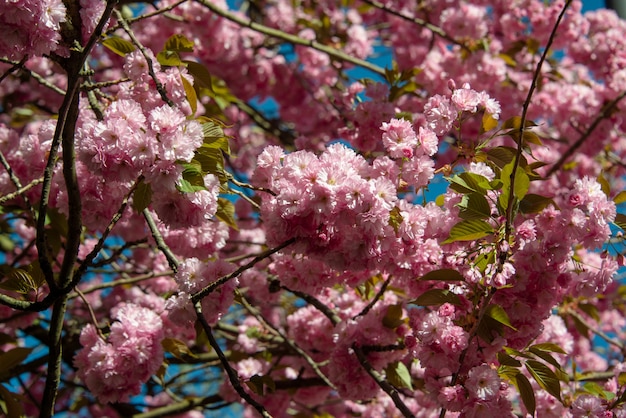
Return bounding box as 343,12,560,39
74,303,164,404
380,118,418,159
465,365,500,401
570,394,606,418
451,83,482,112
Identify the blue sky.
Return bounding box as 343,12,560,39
583,0,607,13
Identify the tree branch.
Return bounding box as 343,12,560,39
193,0,386,77
195,303,273,418
546,89,626,177
352,344,415,418
191,238,294,303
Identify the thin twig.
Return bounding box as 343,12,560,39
0,57,66,96
113,8,174,107
566,309,625,353
0,149,36,217
352,344,415,418
0,177,44,205
353,275,391,320
193,0,386,77
191,238,295,303
359,0,469,51
143,209,180,272
236,290,337,390
504,0,573,243
279,284,341,326
104,0,189,36
195,303,273,418
68,271,172,298
131,395,226,418
547,90,626,177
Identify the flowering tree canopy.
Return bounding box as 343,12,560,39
1,0,626,417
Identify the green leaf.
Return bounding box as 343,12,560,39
519,194,557,214
502,115,538,131
216,198,238,230
499,160,530,210
181,75,198,115
525,360,562,401
389,206,403,234
195,146,228,184
521,131,542,146
176,178,205,193
101,36,136,56
498,365,521,381
481,112,499,133
164,34,194,52
448,172,492,195
582,382,606,398
0,265,39,294
458,193,492,220
497,351,522,367
510,162,530,200
442,219,493,244
570,313,590,339
474,250,495,273
0,384,25,418
614,190,626,204
156,50,183,66
382,304,404,328
515,373,536,416
0,347,33,374
411,289,460,307
498,53,517,67
184,61,214,90
0,235,15,252
386,361,413,390
597,173,611,197
579,303,600,322
614,213,626,231
181,162,206,189
162,337,196,360
486,146,516,169
132,180,153,213
486,304,517,330
528,348,564,372
246,374,275,396
417,269,464,282
529,343,567,355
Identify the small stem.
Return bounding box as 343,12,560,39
0,177,44,205
359,0,468,51
352,344,415,418
114,9,175,107
143,209,180,272
193,0,386,77
104,0,189,36
353,275,391,320
191,238,294,303
195,303,273,418
547,89,626,177
279,284,341,326
504,0,572,244
237,290,337,390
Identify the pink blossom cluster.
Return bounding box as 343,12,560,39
73,303,165,404
165,257,237,326
253,136,444,272
75,49,212,231
0,0,66,60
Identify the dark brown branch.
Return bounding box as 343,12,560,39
546,90,626,177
